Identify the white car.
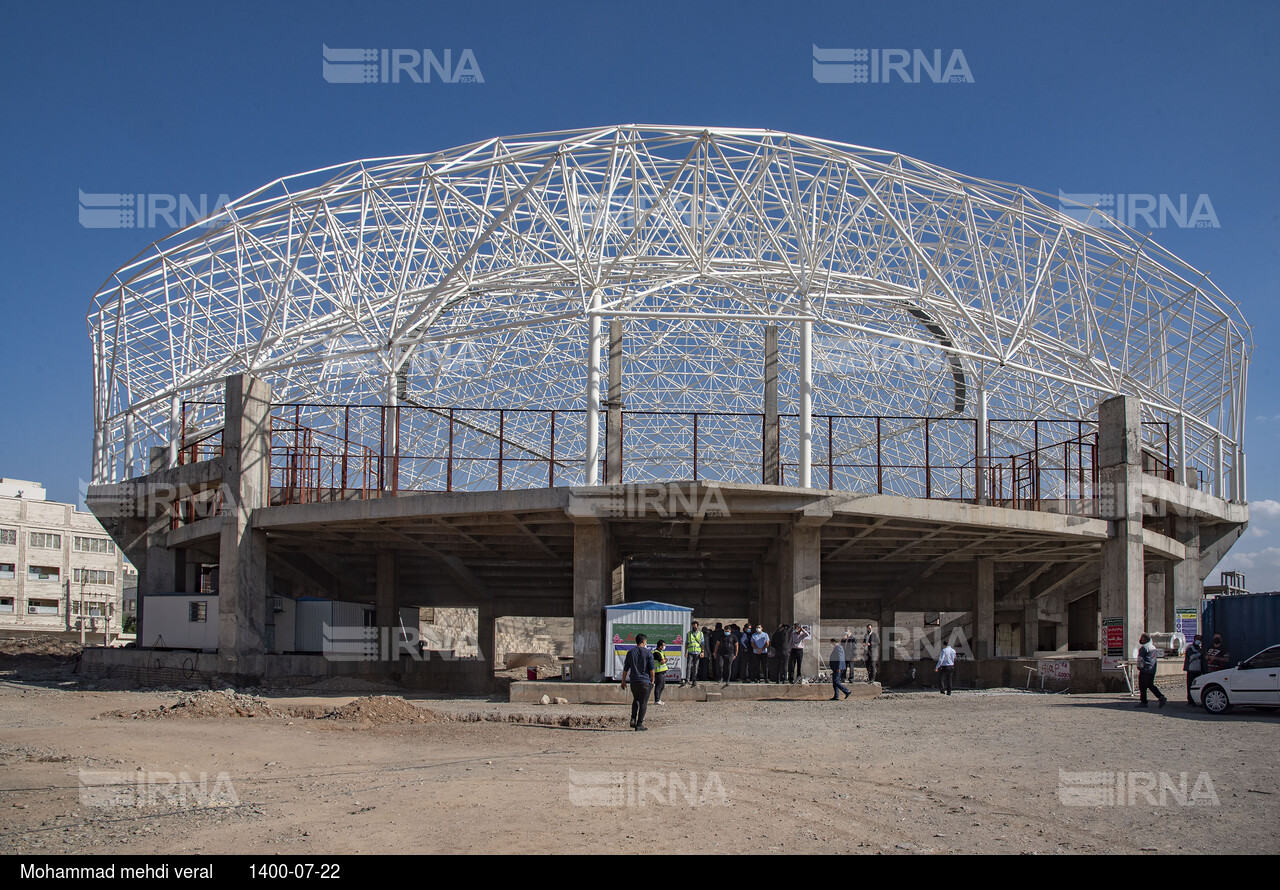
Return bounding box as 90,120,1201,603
1190,644,1280,714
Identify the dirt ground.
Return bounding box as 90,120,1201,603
0,658,1276,855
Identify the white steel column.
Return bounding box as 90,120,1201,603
1175,413,1187,485
584,309,603,485
124,413,136,481
167,394,181,468
92,427,107,484
799,318,813,488
975,384,989,503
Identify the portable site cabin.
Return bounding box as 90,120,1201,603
605,601,693,681
140,593,417,655
138,592,219,651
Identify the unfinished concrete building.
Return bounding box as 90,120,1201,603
83,127,1250,690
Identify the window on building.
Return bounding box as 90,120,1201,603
27,566,60,582
73,568,115,586
189,601,208,623
73,536,114,555
0,563,14,580
0,529,16,546
0,597,13,613
27,599,59,615
28,532,61,550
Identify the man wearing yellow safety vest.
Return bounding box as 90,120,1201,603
653,640,670,705
685,621,705,688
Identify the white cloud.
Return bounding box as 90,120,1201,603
1249,499,1280,520
1217,546,1280,593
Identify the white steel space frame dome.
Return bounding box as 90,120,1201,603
87,125,1252,498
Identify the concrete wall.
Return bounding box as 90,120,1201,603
78,645,493,693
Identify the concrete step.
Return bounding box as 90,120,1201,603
509,680,882,704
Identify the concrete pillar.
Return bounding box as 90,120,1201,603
973,558,994,659
376,552,397,631
1054,621,1069,652
1144,570,1166,634
167,393,181,469
572,520,610,680
217,374,273,680
606,319,624,484
783,523,821,677
758,558,780,629
763,325,779,485
1098,394,1146,666
1167,515,1201,630
880,606,896,662
1023,600,1039,656
477,605,496,676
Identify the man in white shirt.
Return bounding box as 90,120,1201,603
936,640,957,695
788,624,811,683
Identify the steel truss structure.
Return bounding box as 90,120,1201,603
88,126,1251,499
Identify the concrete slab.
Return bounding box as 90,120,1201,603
508,680,882,704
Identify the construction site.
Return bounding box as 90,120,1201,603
2,126,1268,858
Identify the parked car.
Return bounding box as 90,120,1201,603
1190,644,1280,714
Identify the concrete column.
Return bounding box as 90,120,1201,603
1054,621,1069,652
376,552,397,632
217,374,273,680
1098,395,1146,666
1166,515,1200,631
572,520,610,680
758,558,781,629
880,606,896,662
973,558,994,659
606,319,624,484
1144,570,1166,634
787,526,821,625
1023,600,1039,656
477,605,496,677
763,325,779,485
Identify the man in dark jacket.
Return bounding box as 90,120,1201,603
620,633,655,730
714,626,738,686
829,639,851,700
1135,633,1167,708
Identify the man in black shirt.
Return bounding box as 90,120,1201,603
714,626,738,686
621,633,655,731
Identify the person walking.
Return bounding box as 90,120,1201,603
840,628,856,682
685,621,704,688
936,638,956,695
652,640,669,706
1182,633,1204,706
788,624,811,683
714,625,738,687
1135,633,1167,708
829,638,851,700
863,624,880,684
620,633,656,730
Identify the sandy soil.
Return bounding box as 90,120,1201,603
0,663,1275,855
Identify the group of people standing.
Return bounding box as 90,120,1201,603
681,621,882,687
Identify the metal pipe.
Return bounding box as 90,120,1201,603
585,312,602,485
799,318,813,487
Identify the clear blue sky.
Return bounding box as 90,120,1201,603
1,0,1277,586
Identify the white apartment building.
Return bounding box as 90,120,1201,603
0,478,128,642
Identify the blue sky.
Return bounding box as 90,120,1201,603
1,0,1277,587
